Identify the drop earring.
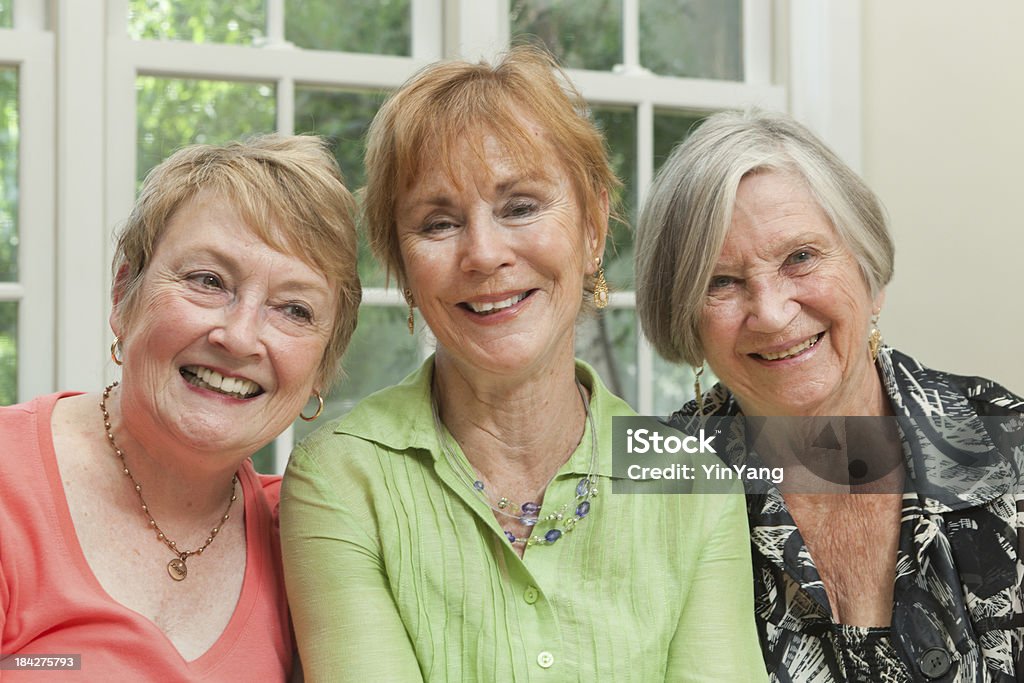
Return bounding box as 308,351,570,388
593,257,609,309
404,289,415,335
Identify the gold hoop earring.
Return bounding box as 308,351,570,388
868,314,883,362
300,392,324,422
593,258,609,309
404,289,415,335
694,363,706,416
110,337,124,366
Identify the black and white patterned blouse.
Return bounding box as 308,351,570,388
670,348,1024,682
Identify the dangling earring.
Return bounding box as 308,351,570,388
110,337,124,366
593,257,609,309
868,314,883,362
404,289,415,335
693,363,706,416
300,391,324,422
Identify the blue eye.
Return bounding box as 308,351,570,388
785,250,814,266
709,275,735,290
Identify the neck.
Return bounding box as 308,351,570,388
433,348,588,484
101,384,242,525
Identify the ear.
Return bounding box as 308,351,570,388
586,188,610,275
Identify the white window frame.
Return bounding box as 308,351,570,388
1,0,55,401
37,0,861,473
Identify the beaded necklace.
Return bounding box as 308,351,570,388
431,377,599,547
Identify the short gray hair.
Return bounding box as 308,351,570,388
635,109,894,366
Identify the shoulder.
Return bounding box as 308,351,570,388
883,347,1024,416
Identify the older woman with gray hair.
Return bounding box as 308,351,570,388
636,109,1024,682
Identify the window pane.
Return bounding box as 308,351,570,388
0,68,17,282
510,0,622,71
640,0,742,80
0,301,16,405
286,0,411,56
0,0,11,28
653,109,706,172
294,305,420,442
577,308,637,408
592,105,636,290
127,0,265,44
136,77,276,183
295,87,388,286
651,355,719,417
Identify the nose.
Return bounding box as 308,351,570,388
208,300,265,358
458,214,515,274
744,277,799,333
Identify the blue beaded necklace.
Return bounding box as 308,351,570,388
431,377,599,547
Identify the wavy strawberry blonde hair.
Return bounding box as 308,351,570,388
363,45,621,303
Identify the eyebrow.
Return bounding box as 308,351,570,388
186,246,329,295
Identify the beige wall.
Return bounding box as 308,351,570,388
861,1,1024,394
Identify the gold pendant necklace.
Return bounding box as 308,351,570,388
100,383,238,581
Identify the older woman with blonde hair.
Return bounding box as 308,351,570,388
0,134,361,680
281,47,766,681
636,108,1024,681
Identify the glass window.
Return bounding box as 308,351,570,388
653,109,706,170
0,0,11,28
651,354,717,417
294,305,421,442
0,68,17,282
136,76,276,182
591,105,637,289
0,301,16,405
294,86,388,286
640,0,742,80
286,0,411,56
127,0,265,44
510,0,622,71
577,308,637,408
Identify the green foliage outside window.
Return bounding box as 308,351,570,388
136,76,276,184
0,69,18,405
127,0,264,43
286,0,410,55
0,0,11,28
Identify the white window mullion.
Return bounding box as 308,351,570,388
16,28,55,400
445,0,507,60
265,0,286,45
743,0,773,85
12,0,45,29
55,0,108,393
412,0,444,60
617,0,645,74
276,77,295,135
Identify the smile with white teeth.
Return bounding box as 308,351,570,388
753,332,824,361
180,365,263,399
465,292,528,315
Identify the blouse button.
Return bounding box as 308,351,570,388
536,651,555,669
918,647,952,679
524,586,539,604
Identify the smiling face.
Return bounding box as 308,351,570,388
111,192,337,461
700,171,884,416
396,128,604,382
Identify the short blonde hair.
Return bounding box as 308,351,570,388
112,134,362,387
363,45,620,301
636,109,894,366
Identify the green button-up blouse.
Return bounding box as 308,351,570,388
281,358,766,682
